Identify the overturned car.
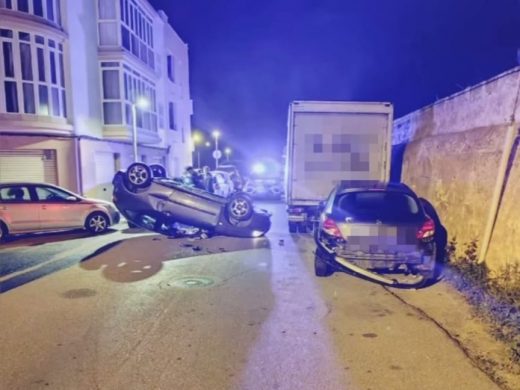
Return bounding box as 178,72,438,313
112,163,271,238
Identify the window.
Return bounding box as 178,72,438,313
38,85,49,115
118,0,154,70
4,81,18,112
20,43,33,81
49,51,57,84
102,70,120,99
102,63,157,130
3,42,14,77
103,102,122,124
33,0,43,16
35,186,72,201
168,102,176,130
167,55,174,82
337,192,420,222
0,186,31,202
0,0,13,9
46,0,54,22
23,83,35,113
17,0,29,12
98,0,116,19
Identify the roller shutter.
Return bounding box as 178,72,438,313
0,150,57,184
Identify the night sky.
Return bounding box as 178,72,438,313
150,0,520,162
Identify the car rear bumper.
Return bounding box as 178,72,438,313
317,239,435,271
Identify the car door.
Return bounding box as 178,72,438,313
33,185,83,230
0,185,41,233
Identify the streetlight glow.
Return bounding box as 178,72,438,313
136,96,150,109
205,141,211,147
212,130,221,139
192,132,203,145
131,96,151,162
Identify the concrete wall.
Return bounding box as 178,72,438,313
393,67,520,270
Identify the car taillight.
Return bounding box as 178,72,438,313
323,217,342,238
417,219,435,240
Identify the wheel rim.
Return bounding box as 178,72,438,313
89,215,107,232
230,198,250,218
128,165,149,185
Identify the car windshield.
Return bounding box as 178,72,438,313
335,191,421,222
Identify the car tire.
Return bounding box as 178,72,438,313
126,162,153,189
85,212,109,234
0,221,9,242
227,193,254,222
288,222,297,233
150,164,167,178
315,247,334,277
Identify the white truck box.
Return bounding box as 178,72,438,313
284,101,393,232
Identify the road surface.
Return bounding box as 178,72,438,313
0,203,501,390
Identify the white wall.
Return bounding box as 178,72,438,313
63,0,104,138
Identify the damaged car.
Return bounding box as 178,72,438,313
314,182,437,287
112,163,271,238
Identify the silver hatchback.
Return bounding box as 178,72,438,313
0,182,120,241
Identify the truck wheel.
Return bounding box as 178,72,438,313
288,222,297,233
315,248,334,277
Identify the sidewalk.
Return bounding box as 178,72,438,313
388,280,520,390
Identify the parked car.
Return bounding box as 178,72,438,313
314,182,436,287
244,178,283,199
112,163,271,238
216,164,243,190
211,170,235,197
0,182,120,241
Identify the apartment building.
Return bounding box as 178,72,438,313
0,0,193,200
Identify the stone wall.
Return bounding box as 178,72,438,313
393,67,520,270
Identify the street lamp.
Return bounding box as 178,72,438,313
132,96,150,162
192,132,203,168
224,147,232,162
205,141,211,147
212,129,221,169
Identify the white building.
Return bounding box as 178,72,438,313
0,0,193,200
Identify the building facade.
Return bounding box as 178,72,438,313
0,0,193,200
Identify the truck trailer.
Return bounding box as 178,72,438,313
284,101,393,233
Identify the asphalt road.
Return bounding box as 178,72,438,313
0,203,501,390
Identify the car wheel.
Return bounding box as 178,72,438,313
227,193,253,221
0,221,9,242
85,212,109,234
315,247,334,277
126,162,152,189
288,222,297,233
150,164,167,178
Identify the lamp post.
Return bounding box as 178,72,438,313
212,130,221,169
192,132,203,168
224,147,231,162
132,96,150,162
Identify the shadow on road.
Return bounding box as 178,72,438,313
79,234,272,283
0,227,120,249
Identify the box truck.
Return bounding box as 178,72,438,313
284,101,393,233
